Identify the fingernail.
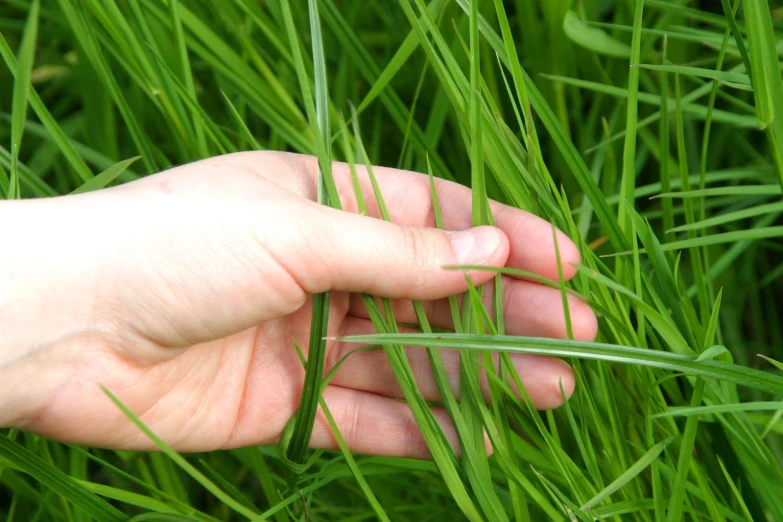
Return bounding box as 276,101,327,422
447,227,503,265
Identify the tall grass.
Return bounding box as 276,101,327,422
2,0,783,520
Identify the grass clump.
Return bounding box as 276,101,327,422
3,0,783,520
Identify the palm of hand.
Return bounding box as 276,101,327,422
27,292,475,458
28,294,355,453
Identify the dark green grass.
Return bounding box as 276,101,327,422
3,0,783,520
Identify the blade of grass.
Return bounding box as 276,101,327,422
469,0,487,227
719,0,752,80
8,0,40,200
673,72,711,322
278,0,340,485
654,185,782,198
581,435,674,511
338,333,783,396
100,387,259,520
0,434,127,522
666,379,706,521
660,35,675,236
57,0,159,173
563,10,631,58
70,157,140,194
608,227,783,254
290,341,390,522
717,457,755,522
667,201,783,233
167,0,207,157
743,0,783,190
474,1,629,251
541,75,757,126
618,0,644,239
350,109,495,522
636,64,748,85
654,402,783,418
221,91,262,151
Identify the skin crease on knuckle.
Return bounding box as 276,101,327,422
394,225,438,295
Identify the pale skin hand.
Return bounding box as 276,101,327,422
0,151,597,458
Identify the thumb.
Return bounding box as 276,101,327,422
283,205,510,300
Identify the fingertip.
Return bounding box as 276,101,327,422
537,291,598,342
498,207,580,282
447,226,510,268
567,295,599,342
446,226,510,288
483,429,495,457
494,226,512,264
507,355,575,410
437,412,494,459
543,359,576,410
432,407,474,459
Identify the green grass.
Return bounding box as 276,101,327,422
3,0,783,520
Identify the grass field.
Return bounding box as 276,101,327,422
3,0,783,520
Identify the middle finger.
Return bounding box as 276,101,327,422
348,275,598,342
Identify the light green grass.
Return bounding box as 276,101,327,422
2,0,783,520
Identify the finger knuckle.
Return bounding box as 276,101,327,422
398,227,437,290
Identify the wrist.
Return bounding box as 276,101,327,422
0,197,108,427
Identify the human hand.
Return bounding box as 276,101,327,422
0,152,596,458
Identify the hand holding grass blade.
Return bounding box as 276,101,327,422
0,151,594,456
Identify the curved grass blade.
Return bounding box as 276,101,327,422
697,345,729,362
338,334,783,396
563,10,631,58
636,64,748,85
607,227,783,256
654,185,781,198
127,514,208,522
68,446,216,521
70,157,141,194
541,75,756,126
668,201,783,233
654,402,783,419
77,481,181,515
661,227,783,251
581,436,674,511
101,387,260,520
0,434,127,522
